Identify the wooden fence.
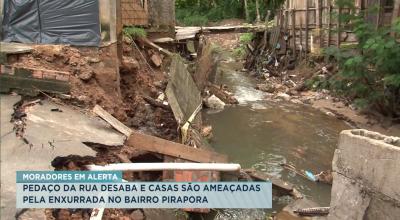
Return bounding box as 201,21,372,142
275,0,397,57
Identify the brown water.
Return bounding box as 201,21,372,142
203,57,350,219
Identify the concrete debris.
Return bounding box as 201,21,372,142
204,95,226,109
328,129,400,220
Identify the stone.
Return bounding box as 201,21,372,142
201,125,213,138
122,56,139,72
256,83,276,93
130,210,144,220
150,53,162,67
78,70,94,81
276,93,291,101
204,95,225,110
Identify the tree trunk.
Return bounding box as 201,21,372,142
256,0,261,23
244,0,250,21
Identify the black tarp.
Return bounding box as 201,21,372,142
2,0,100,46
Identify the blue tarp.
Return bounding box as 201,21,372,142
2,0,100,46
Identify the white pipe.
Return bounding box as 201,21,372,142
87,163,241,172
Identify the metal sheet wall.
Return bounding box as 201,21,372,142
2,0,101,46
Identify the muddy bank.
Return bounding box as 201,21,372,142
254,62,400,136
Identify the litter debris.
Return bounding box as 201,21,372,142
293,207,330,216
51,108,63,112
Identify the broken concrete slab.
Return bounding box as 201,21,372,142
0,95,125,219
0,42,33,54
333,130,400,201
166,55,202,124
25,102,125,147
328,129,400,220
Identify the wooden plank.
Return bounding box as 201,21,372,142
243,169,294,193
126,132,228,163
93,105,133,137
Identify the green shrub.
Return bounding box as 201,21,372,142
123,27,146,39
182,15,209,26
324,1,400,118
239,33,254,44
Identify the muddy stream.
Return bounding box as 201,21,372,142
203,54,350,219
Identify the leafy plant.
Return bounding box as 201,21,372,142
123,26,146,39
239,33,254,44
324,1,400,118
233,33,254,58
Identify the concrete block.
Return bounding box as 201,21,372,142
329,129,400,220
334,129,400,201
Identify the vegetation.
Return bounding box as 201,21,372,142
317,1,400,119
123,26,147,39
234,33,254,57
175,0,285,26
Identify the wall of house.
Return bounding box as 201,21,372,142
122,0,148,26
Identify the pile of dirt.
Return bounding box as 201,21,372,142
9,44,127,120
121,42,178,140
9,42,178,140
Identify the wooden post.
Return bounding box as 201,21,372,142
305,0,309,58
337,6,341,48
116,0,123,61
376,0,382,29
299,20,303,60
291,9,296,57
316,0,323,47
285,0,289,33
328,3,332,47
392,0,400,36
